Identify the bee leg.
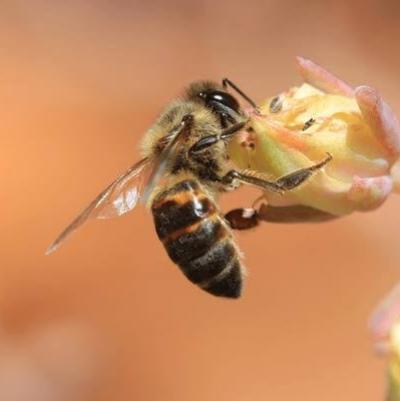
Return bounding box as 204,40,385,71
256,204,338,223
224,207,260,230
274,153,332,190
224,201,338,230
189,121,246,155
220,170,283,192
221,153,332,192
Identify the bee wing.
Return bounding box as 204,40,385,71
141,149,174,204
95,158,153,219
46,157,152,255
142,118,190,203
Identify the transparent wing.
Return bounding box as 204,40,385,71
46,157,152,255
96,158,152,219
142,116,191,203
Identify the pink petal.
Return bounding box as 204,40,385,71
355,86,400,158
347,175,392,211
369,283,400,341
296,56,354,96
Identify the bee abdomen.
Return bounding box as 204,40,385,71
181,240,243,298
151,180,243,298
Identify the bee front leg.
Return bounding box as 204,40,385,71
219,170,284,192
274,153,332,190
188,121,247,155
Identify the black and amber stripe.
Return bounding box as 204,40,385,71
151,179,243,298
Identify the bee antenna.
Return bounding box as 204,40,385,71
222,78,258,109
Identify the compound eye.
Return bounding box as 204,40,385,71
199,90,240,113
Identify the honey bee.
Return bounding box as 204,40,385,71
46,79,331,298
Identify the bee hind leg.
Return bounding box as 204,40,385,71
225,203,338,230
257,204,338,223
224,207,260,230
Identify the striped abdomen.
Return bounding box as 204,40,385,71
151,180,244,298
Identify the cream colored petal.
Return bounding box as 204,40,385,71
390,159,400,193
388,358,400,401
234,123,356,215
250,115,389,181
296,56,354,96
253,116,308,152
369,283,400,341
263,173,355,216
355,86,400,158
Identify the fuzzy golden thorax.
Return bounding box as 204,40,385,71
141,100,221,156
141,100,234,186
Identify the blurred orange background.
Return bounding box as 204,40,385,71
1,1,400,400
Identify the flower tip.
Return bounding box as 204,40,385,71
295,55,310,67
347,175,392,211
354,85,379,104
294,56,354,97
295,56,316,79
355,85,400,157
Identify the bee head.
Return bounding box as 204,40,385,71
185,81,241,126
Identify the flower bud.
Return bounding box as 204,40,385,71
229,57,400,220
